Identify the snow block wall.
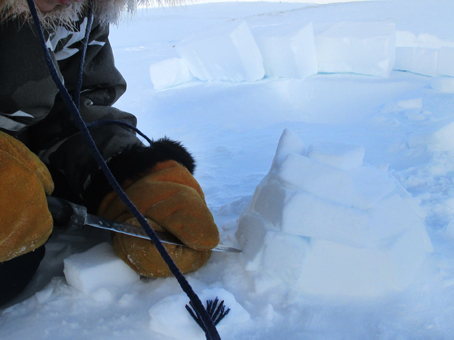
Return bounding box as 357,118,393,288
236,129,433,297
150,21,454,89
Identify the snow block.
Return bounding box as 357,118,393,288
431,77,454,93
437,47,454,77
149,58,194,90
176,20,264,82
296,226,432,297
407,121,454,151
446,220,454,239
277,152,354,200
236,213,270,271
253,22,317,79
314,22,396,77
63,242,140,294
271,128,306,171
306,140,365,170
276,150,395,210
237,129,432,297
394,47,439,76
281,191,370,247
149,288,250,340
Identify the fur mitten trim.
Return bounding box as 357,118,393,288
84,137,196,212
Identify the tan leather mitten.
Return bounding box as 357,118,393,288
0,131,54,262
98,160,219,277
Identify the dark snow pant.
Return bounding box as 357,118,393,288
0,245,45,306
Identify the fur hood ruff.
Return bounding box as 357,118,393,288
0,0,156,27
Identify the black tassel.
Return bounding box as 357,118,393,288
186,297,231,328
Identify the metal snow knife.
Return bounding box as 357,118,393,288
47,196,241,253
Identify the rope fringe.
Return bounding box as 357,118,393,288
186,297,231,330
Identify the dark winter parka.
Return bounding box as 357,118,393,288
0,0,195,212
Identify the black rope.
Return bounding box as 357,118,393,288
25,1,221,339
86,119,153,145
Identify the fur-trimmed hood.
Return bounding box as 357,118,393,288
0,0,153,26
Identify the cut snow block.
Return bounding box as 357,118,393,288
236,213,270,271
149,288,250,340
314,22,396,77
437,47,454,77
270,128,306,171
446,219,454,239
296,226,432,297
306,140,365,170
176,20,264,82
63,242,140,294
394,47,439,76
253,22,318,79
149,58,194,90
277,152,355,206
261,231,310,285
407,121,454,151
431,77,454,93
281,191,370,247
349,165,396,210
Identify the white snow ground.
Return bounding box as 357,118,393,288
2,0,454,339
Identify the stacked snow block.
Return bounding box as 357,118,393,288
176,20,265,82
314,22,396,78
394,47,439,77
252,22,318,79
149,58,194,90
437,48,454,77
236,129,433,297
394,31,454,79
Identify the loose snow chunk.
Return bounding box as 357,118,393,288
253,22,317,79
407,121,454,151
63,242,140,294
176,20,264,82
396,98,423,110
394,47,439,76
315,22,396,77
149,58,194,90
306,140,365,170
431,77,454,93
437,48,454,77
149,288,250,340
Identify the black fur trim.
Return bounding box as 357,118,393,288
83,137,195,213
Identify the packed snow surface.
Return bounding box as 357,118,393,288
2,1,454,339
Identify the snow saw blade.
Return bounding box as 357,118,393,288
47,196,241,253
